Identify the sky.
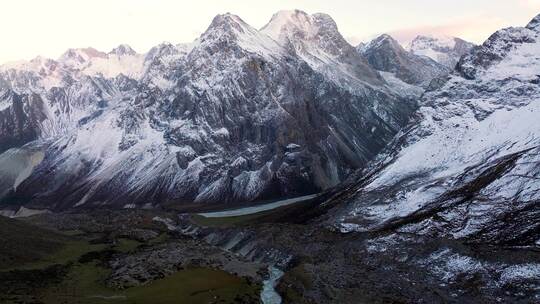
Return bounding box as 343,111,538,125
1,0,539,63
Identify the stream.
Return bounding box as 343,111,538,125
261,266,284,304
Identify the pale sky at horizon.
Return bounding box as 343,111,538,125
1,0,539,63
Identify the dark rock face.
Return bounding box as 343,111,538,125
0,12,416,210
527,13,540,31
0,90,47,153
360,34,449,87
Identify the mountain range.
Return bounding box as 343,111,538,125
1,8,540,303
0,10,431,211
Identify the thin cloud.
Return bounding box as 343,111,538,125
387,16,510,45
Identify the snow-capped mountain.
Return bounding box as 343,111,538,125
321,14,540,248
0,11,415,210
407,35,475,69
57,46,144,79
359,34,449,92
261,10,384,90
0,44,144,92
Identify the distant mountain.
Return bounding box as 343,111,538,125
359,34,449,91
407,35,475,69
0,44,144,90
0,10,415,210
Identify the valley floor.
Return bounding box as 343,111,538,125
0,211,261,304
2,200,539,304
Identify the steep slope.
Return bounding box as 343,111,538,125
407,35,475,69
281,16,540,302
0,12,415,210
360,34,449,89
321,14,540,246
0,44,146,157
0,90,47,153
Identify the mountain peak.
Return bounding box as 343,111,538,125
145,42,181,62
457,25,537,79
407,35,457,51
109,44,137,56
29,55,54,65
261,10,340,44
526,13,540,31
361,33,449,87
372,34,400,45
361,34,405,56
261,9,350,58
356,42,366,52
312,13,339,31
261,9,311,34
262,10,383,87
59,47,107,63
377,33,393,39
196,12,284,58
206,13,250,34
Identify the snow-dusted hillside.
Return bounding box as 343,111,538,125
322,14,540,248
299,17,540,301
0,10,415,210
